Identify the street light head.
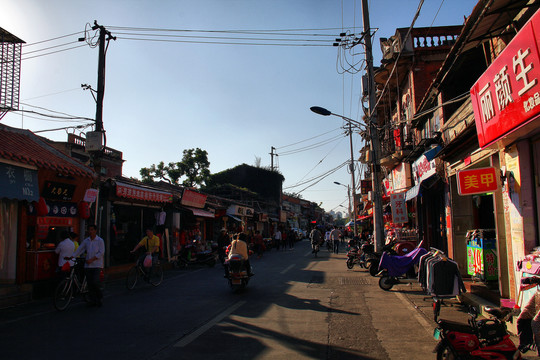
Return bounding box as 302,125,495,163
310,106,332,116
333,181,342,185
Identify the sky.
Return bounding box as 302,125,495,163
1,0,477,215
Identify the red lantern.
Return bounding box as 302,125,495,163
78,201,90,219
37,197,48,216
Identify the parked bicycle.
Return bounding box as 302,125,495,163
53,257,90,311
126,255,164,289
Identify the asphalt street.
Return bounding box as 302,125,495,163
1,239,460,360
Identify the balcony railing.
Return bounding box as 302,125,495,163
380,122,415,160
67,133,123,159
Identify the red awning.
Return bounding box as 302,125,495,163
184,206,215,218
357,214,372,221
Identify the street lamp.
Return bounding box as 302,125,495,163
311,105,383,248
334,181,353,234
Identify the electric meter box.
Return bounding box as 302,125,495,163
85,131,103,151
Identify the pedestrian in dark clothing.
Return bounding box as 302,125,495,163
217,229,230,264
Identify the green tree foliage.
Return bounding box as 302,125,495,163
139,148,210,188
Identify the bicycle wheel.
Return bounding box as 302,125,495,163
149,263,163,286
54,279,73,311
126,266,139,290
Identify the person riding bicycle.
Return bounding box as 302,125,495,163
130,228,160,268
310,227,322,253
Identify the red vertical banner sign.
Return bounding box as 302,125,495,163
390,192,407,224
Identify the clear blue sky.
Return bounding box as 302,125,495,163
1,0,476,215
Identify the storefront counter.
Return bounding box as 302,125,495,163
26,250,58,281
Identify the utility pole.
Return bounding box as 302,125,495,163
270,146,276,171
347,122,358,236
93,21,115,133
361,0,385,252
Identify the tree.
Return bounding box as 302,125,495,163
140,148,211,188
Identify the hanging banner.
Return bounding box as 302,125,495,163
390,192,407,223
457,167,499,195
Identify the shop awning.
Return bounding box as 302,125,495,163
405,184,422,201
357,214,372,221
227,214,243,222
184,206,215,218
115,181,172,203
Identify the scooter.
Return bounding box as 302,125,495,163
225,254,250,292
433,300,521,359
174,243,217,268
377,245,427,291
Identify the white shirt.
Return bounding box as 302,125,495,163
55,238,75,267
330,229,341,241
74,235,105,268
274,231,282,240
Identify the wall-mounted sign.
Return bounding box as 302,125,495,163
181,189,207,208
116,181,172,203
42,181,76,201
457,167,499,195
471,9,540,148
0,162,39,201
227,204,255,217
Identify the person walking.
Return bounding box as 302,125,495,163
330,226,341,254
274,228,282,251
73,225,105,307
217,228,230,264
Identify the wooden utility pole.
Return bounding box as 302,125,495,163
361,0,385,252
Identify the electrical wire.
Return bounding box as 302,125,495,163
10,109,94,122
278,133,346,156
276,127,342,150
284,160,349,189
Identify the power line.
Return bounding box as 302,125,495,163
278,133,346,156
276,127,342,150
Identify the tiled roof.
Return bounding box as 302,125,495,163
0,124,95,178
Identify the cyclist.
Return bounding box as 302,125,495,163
130,228,161,269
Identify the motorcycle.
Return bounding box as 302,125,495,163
346,242,378,272
173,243,217,268
377,245,427,291
433,300,521,359
225,254,250,292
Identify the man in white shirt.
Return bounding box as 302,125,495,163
55,230,75,272
74,225,105,307
330,226,341,254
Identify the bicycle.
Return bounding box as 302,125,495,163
126,255,164,289
53,257,90,311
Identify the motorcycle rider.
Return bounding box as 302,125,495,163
224,228,254,277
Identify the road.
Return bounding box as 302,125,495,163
1,239,441,360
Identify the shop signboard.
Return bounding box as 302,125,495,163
360,180,372,194
471,9,540,148
84,188,99,203
390,191,407,223
227,204,255,217
181,188,207,208
116,181,172,203
42,181,76,201
392,162,411,192
412,148,438,185
457,167,499,195
382,174,394,195
0,162,39,201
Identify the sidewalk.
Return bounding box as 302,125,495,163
394,282,538,359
